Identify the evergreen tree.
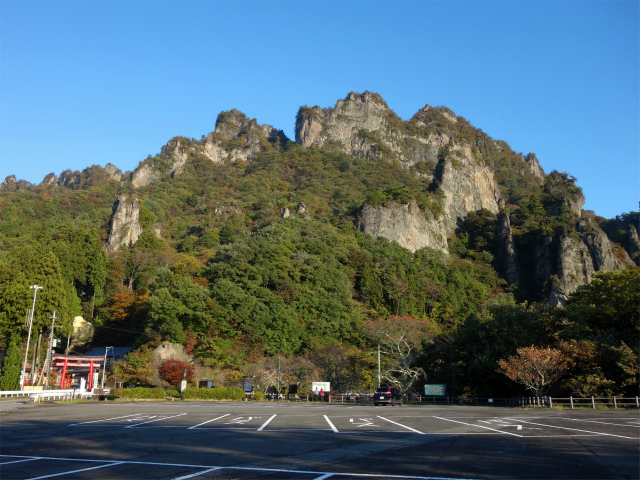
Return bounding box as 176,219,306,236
0,244,70,335
0,335,22,391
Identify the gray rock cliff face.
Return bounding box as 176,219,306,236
435,149,502,232
104,163,123,181
131,161,162,189
544,219,633,307
105,194,142,251
56,164,123,189
43,173,57,185
525,153,544,180
296,92,438,166
357,201,449,255
0,175,30,191
131,110,287,188
295,92,502,234
544,172,585,218
296,92,392,158
497,213,520,286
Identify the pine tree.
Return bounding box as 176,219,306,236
0,335,22,391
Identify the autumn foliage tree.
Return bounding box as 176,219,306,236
498,346,568,400
367,315,436,395
158,359,195,387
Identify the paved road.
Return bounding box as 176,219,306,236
1,400,638,479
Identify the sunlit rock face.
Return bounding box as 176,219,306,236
132,110,287,188
357,201,449,255
295,91,502,234
105,194,142,251
536,219,634,307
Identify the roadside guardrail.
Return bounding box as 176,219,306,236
0,389,93,402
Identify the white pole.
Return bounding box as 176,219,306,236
377,345,381,386
100,346,111,390
21,285,42,391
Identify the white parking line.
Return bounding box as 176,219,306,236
257,414,277,431
434,416,522,437
504,418,635,439
556,417,640,428
68,413,139,426
188,414,230,429
0,457,38,465
125,413,188,428
0,455,477,480
377,416,424,434
25,462,124,479
324,415,339,433
173,467,222,479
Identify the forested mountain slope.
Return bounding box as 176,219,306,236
1,91,637,397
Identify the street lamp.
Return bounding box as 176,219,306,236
20,285,42,391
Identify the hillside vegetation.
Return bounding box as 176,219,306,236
0,92,637,398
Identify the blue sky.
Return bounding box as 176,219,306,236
1,0,637,219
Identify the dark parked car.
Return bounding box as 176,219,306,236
373,384,403,406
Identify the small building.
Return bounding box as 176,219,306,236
82,347,134,369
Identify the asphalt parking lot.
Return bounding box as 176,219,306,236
0,400,638,479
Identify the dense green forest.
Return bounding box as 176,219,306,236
1,116,638,398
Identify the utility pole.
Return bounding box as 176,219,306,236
43,311,58,390
31,331,43,385
21,285,42,391
377,344,381,387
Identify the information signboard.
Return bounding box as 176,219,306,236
424,384,446,396
243,376,253,392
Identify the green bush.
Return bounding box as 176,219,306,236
253,391,265,401
118,387,166,399
181,386,245,401
165,389,180,397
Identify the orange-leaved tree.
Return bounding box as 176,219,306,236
497,346,567,400
158,359,194,387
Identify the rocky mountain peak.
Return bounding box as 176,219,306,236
295,91,503,233
543,170,585,217
213,109,254,138
341,90,390,108
525,153,545,179
0,175,29,192
295,91,393,149
413,105,458,125
43,173,57,185
132,110,288,189
56,164,123,190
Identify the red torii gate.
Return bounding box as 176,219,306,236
51,355,105,390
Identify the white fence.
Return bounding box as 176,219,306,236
548,396,640,409
0,389,94,401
